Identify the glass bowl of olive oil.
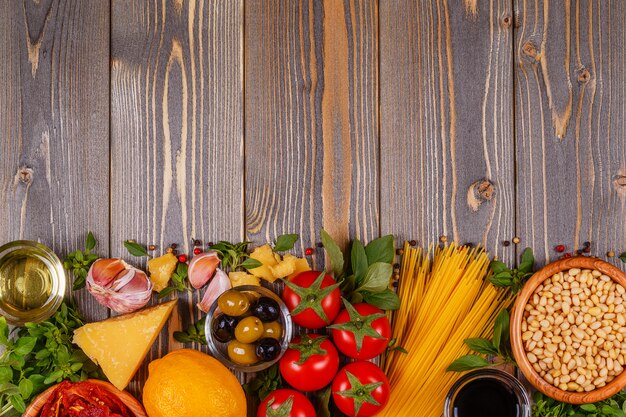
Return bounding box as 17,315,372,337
0,240,66,326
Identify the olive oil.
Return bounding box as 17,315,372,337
0,240,66,325
0,250,53,315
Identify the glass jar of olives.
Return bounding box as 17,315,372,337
205,285,293,372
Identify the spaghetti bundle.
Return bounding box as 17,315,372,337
380,243,514,417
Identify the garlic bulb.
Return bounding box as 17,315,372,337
188,251,220,289
197,268,231,313
87,258,153,313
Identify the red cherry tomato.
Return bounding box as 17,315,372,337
282,271,341,329
279,334,340,391
330,303,391,360
332,362,390,417
257,389,316,417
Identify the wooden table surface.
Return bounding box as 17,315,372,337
2,0,626,411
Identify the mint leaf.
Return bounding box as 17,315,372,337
274,234,299,252
446,355,490,372
321,229,344,277
364,235,395,265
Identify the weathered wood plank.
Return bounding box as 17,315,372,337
245,0,379,258
515,0,626,265
110,0,243,396
0,0,110,322
380,0,515,262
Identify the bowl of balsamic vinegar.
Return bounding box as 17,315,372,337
444,369,531,417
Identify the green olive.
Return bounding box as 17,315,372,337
262,321,282,340
217,290,250,316
227,340,258,365
235,316,265,343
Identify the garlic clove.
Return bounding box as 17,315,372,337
89,258,128,287
188,251,220,289
86,259,153,314
197,268,231,313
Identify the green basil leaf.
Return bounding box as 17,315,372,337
620,253,626,264
580,404,597,412
18,378,33,400
0,383,20,396
176,262,188,277
0,316,8,345
241,258,263,270
356,262,393,293
123,240,152,258
74,251,84,262
362,289,401,310
349,292,363,304
340,274,356,294
365,235,395,265
488,276,513,287
490,260,510,274
10,394,26,413
85,232,96,251
464,338,498,356
351,240,368,286
321,229,344,277
317,386,332,417
14,337,36,356
274,234,299,252
518,247,534,273
0,366,12,384
158,287,176,299
493,309,510,351
446,355,490,372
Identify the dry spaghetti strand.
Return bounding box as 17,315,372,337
381,243,514,417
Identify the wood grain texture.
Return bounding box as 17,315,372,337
0,0,110,322
245,0,379,258
110,0,243,396
515,0,626,265
380,0,515,263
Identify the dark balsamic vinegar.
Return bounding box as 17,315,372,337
453,379,520,417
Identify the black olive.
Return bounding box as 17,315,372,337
212,314,239,343
251,297,280,322
256,338,281,361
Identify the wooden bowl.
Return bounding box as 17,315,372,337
23,379,147,417
511,257,626,404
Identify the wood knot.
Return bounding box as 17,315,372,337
15,166,34,185
501,14,512,28
467,179,495,211
578,68,591,84
614,175,626,195
522,41,538,61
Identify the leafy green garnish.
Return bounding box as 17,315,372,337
208,241,256,271
446,309,515,372
620,252,626,264
273,234,299,252
488,247,534,294
243,363,282,402
320,229,345,278
0,304,103,416
533,390,626,417
173,317,207,345
123,240,152,258
158,262,192,299
63,231,100,290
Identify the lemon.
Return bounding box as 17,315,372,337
143,349,246,417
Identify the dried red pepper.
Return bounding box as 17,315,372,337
38,381,134,417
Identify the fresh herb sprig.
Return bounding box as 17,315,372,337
123,240,152,258
320,230,399,310
173,317,207,345
620,252,626,264
158,262,191,299
243,363,282,401
0,304,103,416
446,309,515,372
63,232,100,290
488,247,534,294
273,234,299,252
208,241,261,271
533,391,626,417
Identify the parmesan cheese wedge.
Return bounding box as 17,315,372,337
73,300,177,390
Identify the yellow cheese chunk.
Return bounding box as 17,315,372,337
73,300,177,390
